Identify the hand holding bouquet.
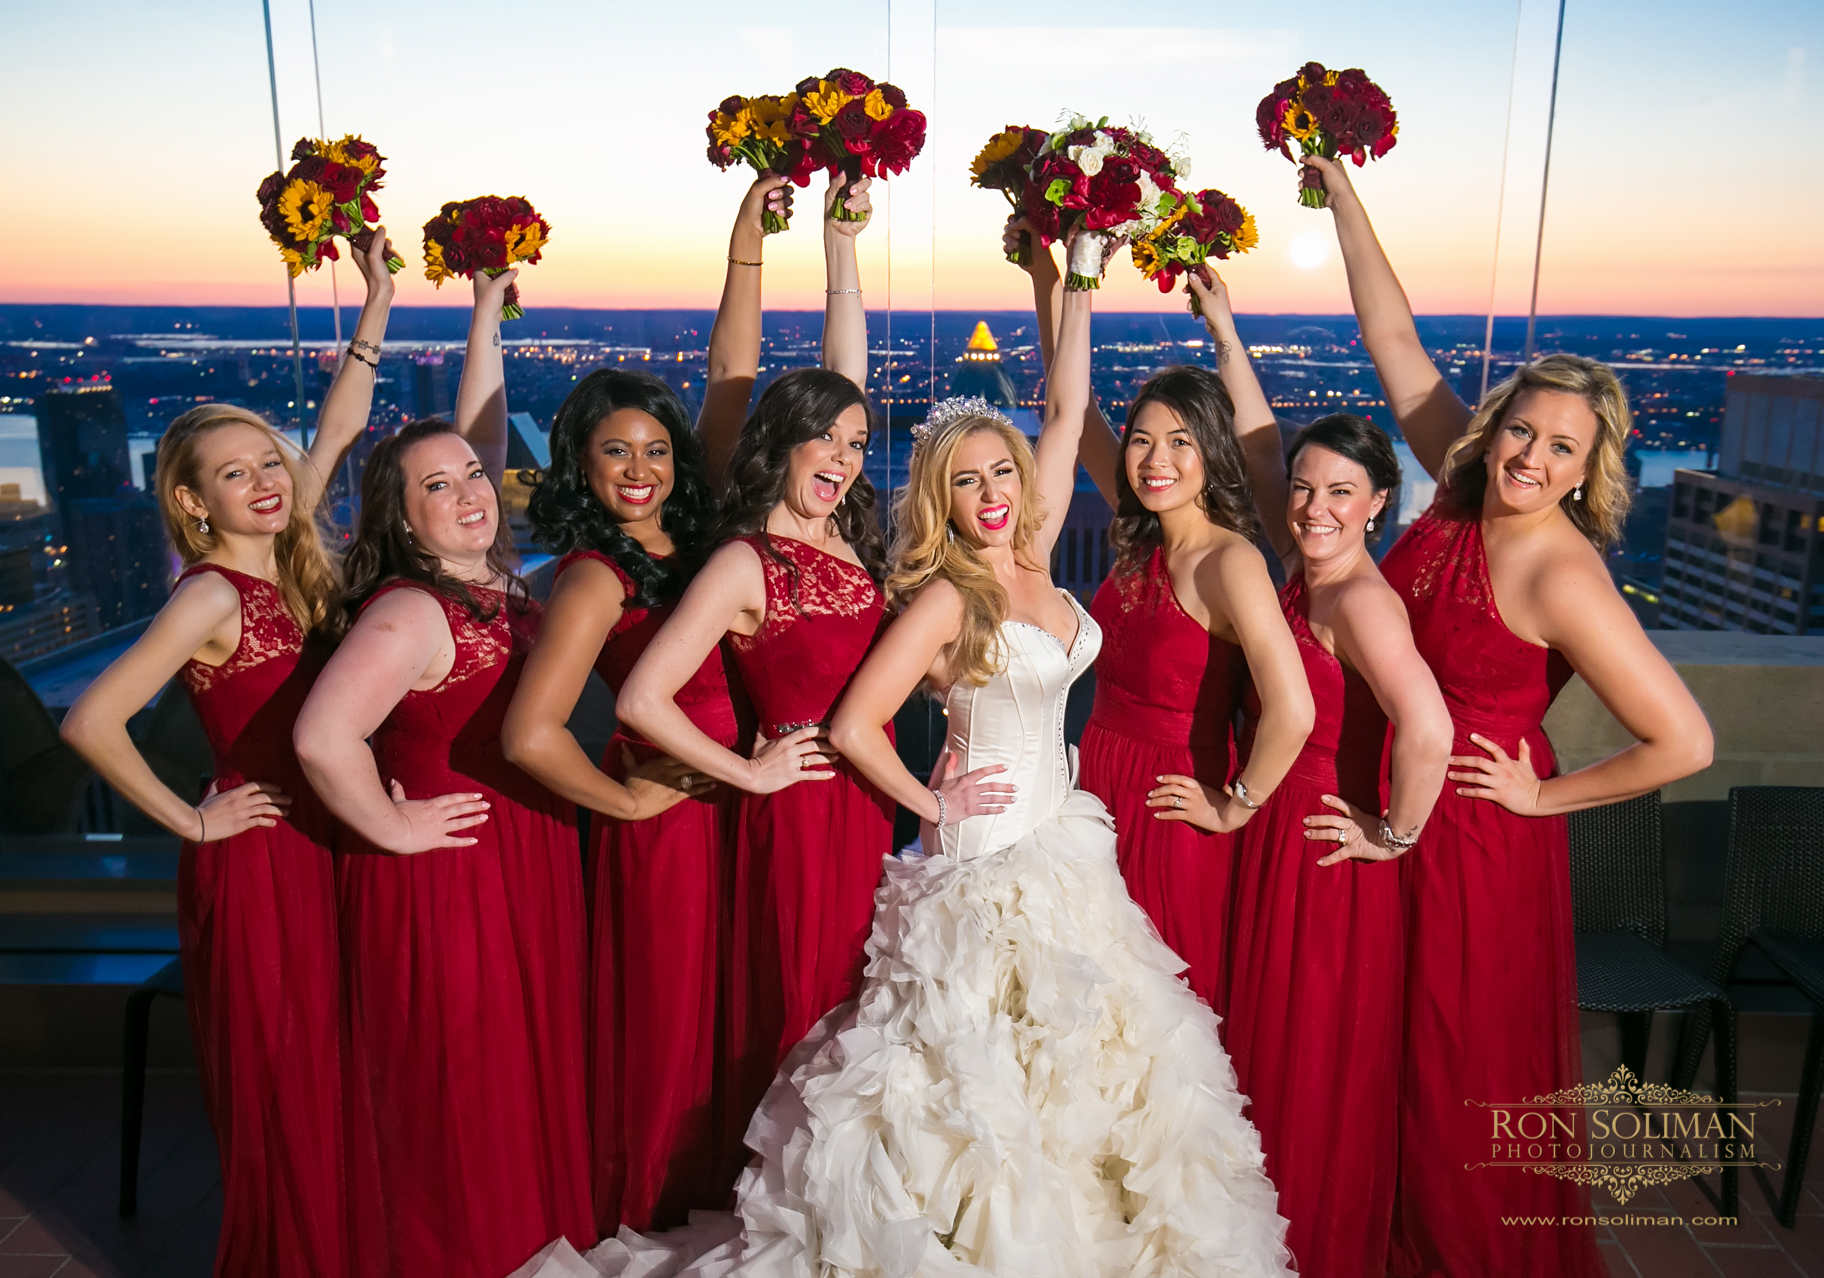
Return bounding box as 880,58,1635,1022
1257,62,1398,208
1132,188,1258,316
789,68,926,222
707,94,806,234
970,125,1049,265
1028,115,1187,289
256,135,405,277
422,197,551,320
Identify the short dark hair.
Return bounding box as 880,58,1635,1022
1286,413,1403,546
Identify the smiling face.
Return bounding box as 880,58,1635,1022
584,407,674,527
1483,389,1596,515
947,427,1023,549
1124,401,1207,515
176,422,293,537
782,401,869,522
399,433,498,571
1287,444,1387,567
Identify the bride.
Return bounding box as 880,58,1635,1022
562,234,1291,1278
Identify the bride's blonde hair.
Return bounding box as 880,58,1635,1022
887,411,1046,687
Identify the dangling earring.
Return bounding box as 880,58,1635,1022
1573,484,1584,502
945,523,956,543
197,517,210,535
1365,516,1375,533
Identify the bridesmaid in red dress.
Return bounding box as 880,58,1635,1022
60,232,398,1278
295,384,594,1270
1184,270,1452,1276
1002,215,1313,1010
1306,153,1714,1277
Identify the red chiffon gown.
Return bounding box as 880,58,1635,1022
174,564,345,1278
558,550,741,1234
1078,548,1245,1010
336,582,594,1278
1379,503,1605,1277
723,533,894,1144
1224,575,1403,1278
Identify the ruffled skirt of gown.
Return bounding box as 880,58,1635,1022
560,789,1289,1278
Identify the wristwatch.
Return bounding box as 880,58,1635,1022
1231,777,1263,810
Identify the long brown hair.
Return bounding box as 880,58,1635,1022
153,404,339,632
333,419,524,637
1109,365,1261,573
1441,353,1632,549
887,415,1045,688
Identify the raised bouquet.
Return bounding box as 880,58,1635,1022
422,197,551,321
706,93,805,233
1132,189,1258,317
1028,115,1187,289
256,135,404,277
1257,62,1398,208
788,68,926,221
970,125,1049,265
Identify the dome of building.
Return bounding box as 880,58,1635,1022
948,320,1019,409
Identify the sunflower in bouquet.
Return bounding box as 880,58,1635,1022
256,135,405,277
422,197,551,321
1132,188,1258,317
787,68,926,221
1027,115,1187,289
1257,62,1398,208
970,125,1049,265
706,92,807,233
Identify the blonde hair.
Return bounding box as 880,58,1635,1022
154,405,340,632
1441,353,1632,549
887,415,1046,688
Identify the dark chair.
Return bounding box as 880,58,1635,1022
120,956,186,1218
1672,786,1824,1227
1569,792,1737,1217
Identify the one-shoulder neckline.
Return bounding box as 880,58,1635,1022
1465,516,1553,653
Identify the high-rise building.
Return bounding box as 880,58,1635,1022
37,382,135,501
413,354,453,420
1657,374,1823,634
948,321,1021,411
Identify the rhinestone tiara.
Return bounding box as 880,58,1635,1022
910,395,1013,447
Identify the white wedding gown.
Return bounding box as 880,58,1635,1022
521,592,1291,1278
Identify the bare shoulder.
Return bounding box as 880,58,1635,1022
1195,528,1276,593
702,537,763,578
354,584,448,634
1331,570,1409,625
166,567,243,622
549,554,627,609
903,574,966,623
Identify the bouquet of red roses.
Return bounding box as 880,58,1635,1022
1027,115,1187,289
422,197,551,321
1131,188,1258,316
1257,62,1398,208
256,135,404,277
706,93,807,234
970,125,1049,265
787,68,926,221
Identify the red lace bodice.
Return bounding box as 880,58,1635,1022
363,580,544,802
725,534,888,735
177,564,325,787
1240,575,1388,809
554,549,737,745
1380,502,1573,743
1087,547,1244,760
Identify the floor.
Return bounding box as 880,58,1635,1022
0,1068,1820,1276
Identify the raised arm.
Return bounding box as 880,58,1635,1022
1452,556,1713,817
821,174,872,390
616,541,825,793
1032,238,1105,553
1305,154,1471,479
1189,269,1292,566
61,573,281,842
452,268,521,484
501,559,705,819
292,590,492,852
700,176,792,489
1310,580,1453,863
299,228,396,513
827,579,1013,828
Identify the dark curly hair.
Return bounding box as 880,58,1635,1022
1286,413,1403,548
1110,365,1261,573
706,368,886,587
332,419,525,638
526,369,713,608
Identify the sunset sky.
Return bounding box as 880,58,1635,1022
1,0,1818,318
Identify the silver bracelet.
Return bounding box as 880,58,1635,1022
825,287,861,295
933,792,948,828
1379,819,1421,852
1231,777,1264,809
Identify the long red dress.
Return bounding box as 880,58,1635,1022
1379,503,1604,1277
336,581,594,1278
1078,548,1245,1010
174,564,345,1278
723,533,894,1144
558,550,741,1234
1225,575,1403,1278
